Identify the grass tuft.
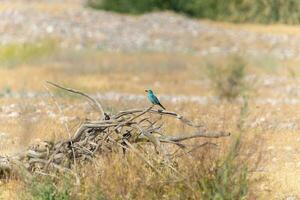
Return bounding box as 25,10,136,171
198,136,248,200
20,176,72,200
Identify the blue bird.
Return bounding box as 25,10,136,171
145,89,166,110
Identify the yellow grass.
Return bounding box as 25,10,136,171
0,43,299,199
0,1,300,198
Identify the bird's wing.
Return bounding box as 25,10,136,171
152,95,161,104
148,94,156,104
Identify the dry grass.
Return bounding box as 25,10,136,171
0,45,299,199
0,3,300,198
3,100,260,200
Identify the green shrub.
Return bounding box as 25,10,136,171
87,0,300,24
198,136,248,200
20,174,108,200
207,55,247,101
23,177,71,200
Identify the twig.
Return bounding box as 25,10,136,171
173,142,218,158
113,108,203,127
46,81,105,119
159,131,230,142
44,84,77,172
123,140,162,176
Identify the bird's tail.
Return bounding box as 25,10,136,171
157,103,166,110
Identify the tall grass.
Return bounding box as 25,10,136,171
19,135,253,200
87,0,300,24
198,137,248,200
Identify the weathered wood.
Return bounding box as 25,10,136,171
0,83,230,178
159,131,231,142
46,81,106,119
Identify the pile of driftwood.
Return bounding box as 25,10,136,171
0,82,230,179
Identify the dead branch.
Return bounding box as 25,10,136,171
159,131,231,143
113,109,203,128
46,81,105,119
0,83,230,179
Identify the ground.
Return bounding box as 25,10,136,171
0,1,299,199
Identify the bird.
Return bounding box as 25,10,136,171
145,89,166,110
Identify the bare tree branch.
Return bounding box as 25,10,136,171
46,81,105,119
0,83,229,180
159,131,231,142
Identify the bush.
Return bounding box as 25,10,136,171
207,55,247,101
23,177,72,200
198,136,248,200
87,0,300,24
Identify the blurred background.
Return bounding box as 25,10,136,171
0,0,300,199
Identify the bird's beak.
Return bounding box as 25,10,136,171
145,90,148,92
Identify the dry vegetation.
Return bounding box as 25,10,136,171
0,0,300,200
0,11,300,198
